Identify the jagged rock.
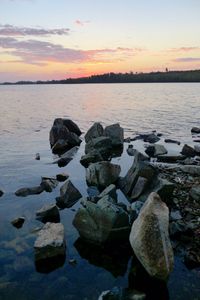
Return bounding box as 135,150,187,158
0,189,4,197
55,146,79,167
73,196,130,244
145,144,168,157
154,178,176,203
181,144,196,157
15,186,44,197
40,177,58,192
164,139,180,145
86,161,121,188
80,150,104,167
85,122,104,143
11,217,25,228
129,192,174,280
104,123,124,146
130,177,148,201
119,151,155,197
189,186,200,202
56,173,69,182
34,222,66,262
180,165,200,175
56,180,82,208
191,127,200,134
85,136,112,157
143,133,160,143
36,204,60,223
98,184,117,201
62,119,81,136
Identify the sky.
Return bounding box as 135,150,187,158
0,0,200,82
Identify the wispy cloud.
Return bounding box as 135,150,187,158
0,37,142,65
74,20,90,26
173,57,200,62
167,46,200,53
0,24,70,36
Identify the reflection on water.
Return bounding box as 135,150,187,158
0,83,200,299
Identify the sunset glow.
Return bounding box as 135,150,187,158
0,0,200,82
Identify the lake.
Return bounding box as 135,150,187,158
0,83,200,300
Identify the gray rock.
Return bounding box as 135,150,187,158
119,151,155,196
56,180,82,208
104,123,124,146
85,122,104,143
181,144,196,157
35,153,40,160
154,178,175,203
145,144,168,157
127,145,136,156
85,136,112,157
194,145,200,153
15,186,44,197
36,204,60,223
144,133,160,143
130,177,148,201
180,165,200,176
170,210,182,221
34,222,66,261
98,184,117,200
130,200,144,222
157,155,186,163
73,196,130,244
55,146,79,167
86,161,121,188
129,192,174,280
62,119,81,136
164,139,180,145
40,177,58,192
11,217,25,228
191,127,200,134
56,173,69,182
189,185,200,202
80,150,104,167
0,189,4,197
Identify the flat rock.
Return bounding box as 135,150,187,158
86,161,121,188
56,180,82,208
85,122,104,143
104,123,124,146
15,186,44,197
36,204,60,223
34,222,66,262
180,165,200,176
129,192,174,280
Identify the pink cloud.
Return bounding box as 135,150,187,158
74,20,90,26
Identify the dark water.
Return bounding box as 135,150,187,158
0,83,200,300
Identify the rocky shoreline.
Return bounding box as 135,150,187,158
2,118,200,299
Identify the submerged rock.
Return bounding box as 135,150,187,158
36,204,60,223
85,122,104,143
104,123,124,146
11,217,25,228
15,186,44,197
73,196,130,244
129,192,174,280
86,161,121,188
164,139,180,145
56,180,82,208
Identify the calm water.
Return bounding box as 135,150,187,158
0,83,200,300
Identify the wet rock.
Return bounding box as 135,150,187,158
104,123,124,146
11,217,25,228
34,223,66,270
191,127,200,134
98,184,117,201
181,144,196,157
157,155,186,163
85,122,104,143
129,192,174,280
15,186,44,197
154,178,176,204
127,145,136,156
180,165,200,176
55,146,79,167
62,119,82,136
86,161,121,188
56,173,69,182
80,196,99,207
56,180,82,208
145,144,168,157
143,133,160,143
189,185,200,202
35,153,40,160
40,177,58,192
119,151,155,197
194,144,200,153
0,189,4,197
164,139,180,145
73,196,130,244
85,136,112,158
36,204,60,223
80,150,104,167
130,177,148,201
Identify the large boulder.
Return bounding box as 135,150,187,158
56,180,82,208
119,151,156,197
85,122,104,143
73,196,130,244
104,123,124,146
145,144,168,157
85,136,112,158
80,150,104,167
86,161,121,188
129,192,174,280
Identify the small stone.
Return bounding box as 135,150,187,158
0,189,4,197
56,173,69,182
191,127,200,134
35,153,40,160
11,217,25,228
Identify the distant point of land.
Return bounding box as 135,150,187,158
1,69,200,85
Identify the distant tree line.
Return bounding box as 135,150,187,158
1,69,200,85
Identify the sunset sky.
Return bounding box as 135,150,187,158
0,0,200,82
